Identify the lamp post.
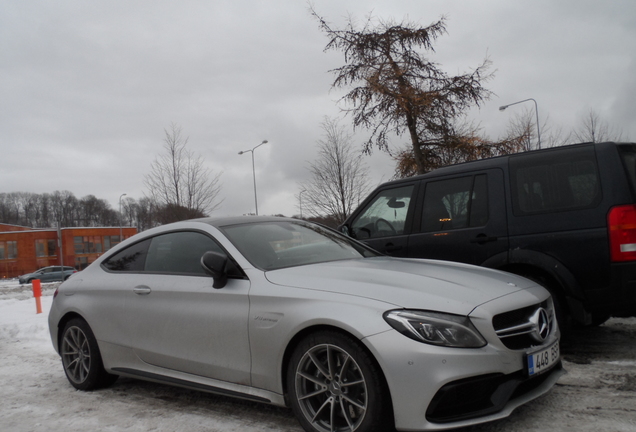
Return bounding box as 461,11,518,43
499,98,541,149
119,193,126,242
238,140,268,215
299,189,306,219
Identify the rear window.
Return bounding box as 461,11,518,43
102,239,150,272
617,144,636,196
510,145,602,215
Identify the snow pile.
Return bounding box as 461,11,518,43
0,279,60,300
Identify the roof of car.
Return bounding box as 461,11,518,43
378,141,629,187
191,215,299,228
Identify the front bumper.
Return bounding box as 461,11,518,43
363,327,563,431
425,361,563,423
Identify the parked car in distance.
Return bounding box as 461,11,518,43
49,216,563,432
340,141,636,329
19,266,77,284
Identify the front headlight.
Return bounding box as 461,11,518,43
384,310,487,348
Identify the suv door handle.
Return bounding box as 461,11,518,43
384,243,403,253
470,234,498,244
133,285,152,295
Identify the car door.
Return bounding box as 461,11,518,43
50,266,64,281
346,183,418,256
407,169,509,265
39,268,53,282
119,230,252,385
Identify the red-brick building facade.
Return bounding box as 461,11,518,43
0,223,137,279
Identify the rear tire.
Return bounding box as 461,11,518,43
60,318,118,390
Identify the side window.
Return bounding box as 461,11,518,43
510,145,601,215
102,239,151,272
145,231,224,275
421,175,489,232
351,185,414,239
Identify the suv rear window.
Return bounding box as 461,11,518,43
617,144,636,196
510,145,602,215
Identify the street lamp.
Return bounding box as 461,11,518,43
299,189,306,219
119,193,126,242
499,98,542,149
238,140,268,215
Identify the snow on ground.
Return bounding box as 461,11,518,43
0,281,299,432
1,279,635,432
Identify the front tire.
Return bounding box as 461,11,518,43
287,331,393,432
60,318,117,390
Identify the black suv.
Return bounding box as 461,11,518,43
340,142,636,327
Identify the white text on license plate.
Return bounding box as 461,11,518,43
527,340,560,376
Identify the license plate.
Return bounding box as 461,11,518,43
527,339,560,376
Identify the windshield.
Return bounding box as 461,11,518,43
222,221,380,270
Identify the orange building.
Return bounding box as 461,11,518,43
0,224,137,279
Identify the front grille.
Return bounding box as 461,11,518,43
492,300,555,350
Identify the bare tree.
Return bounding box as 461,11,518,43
311,10,494,175
501,109,537,152
298,118,372,223
573,109,624,143
50,190,78,227
144,124,223,218
121,196,160,232
499,108,573,151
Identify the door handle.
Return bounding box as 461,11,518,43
470,234,498,244
384,243,403,253
133,285,152,295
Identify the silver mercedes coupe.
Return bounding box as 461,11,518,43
48,216,564,432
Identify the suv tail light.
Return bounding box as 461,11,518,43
608,205,636,262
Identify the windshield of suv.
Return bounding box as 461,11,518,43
222,221,380,270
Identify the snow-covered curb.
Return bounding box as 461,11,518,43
0,280,60,300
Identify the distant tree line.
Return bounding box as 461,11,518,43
1,124,222,231
0,191,118,228
0,191,205,231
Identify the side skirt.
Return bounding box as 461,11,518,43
112,367,271,404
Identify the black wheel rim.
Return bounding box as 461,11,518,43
295,343,368,432
61,326,91,384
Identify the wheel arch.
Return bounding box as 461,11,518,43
280,324,393,410
497,249,589,325
55,311,87,351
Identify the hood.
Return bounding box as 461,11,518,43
265,257,535,316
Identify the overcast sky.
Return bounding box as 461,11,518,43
2,0,635,218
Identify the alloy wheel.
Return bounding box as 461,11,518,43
294,343,368,432
61,326,92,384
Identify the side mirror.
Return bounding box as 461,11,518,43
340,225,351,237
388,197,406,209
201,251,229,289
